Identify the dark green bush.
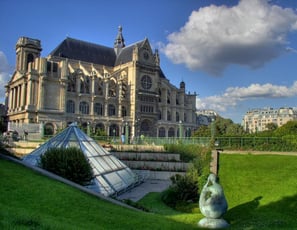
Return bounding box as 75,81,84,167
39,147,93,186
162,144,211,210
161,174,198,209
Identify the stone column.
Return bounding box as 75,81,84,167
21,83,26,107
38,76,44,109
27,80,32,106
90,76,95,116
11,88,15,109
104,81,109,117
118,82,122,117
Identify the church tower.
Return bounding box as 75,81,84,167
114,26,125,55
15,37,42,72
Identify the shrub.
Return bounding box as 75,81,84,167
39,147,93,186
164,144,208,162
162,144,211,210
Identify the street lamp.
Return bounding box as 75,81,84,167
125,122,129,144
179,120,183,138
113,128,116,142
211,118,215,145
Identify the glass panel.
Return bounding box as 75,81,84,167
117,169,137,185
89,158,106,174
96,176,114,195
102,156,119,170
93,156,110,171
104,172,126,191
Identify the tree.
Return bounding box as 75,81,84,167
193,116,246,137
193,125,211,137
266,123,278,132
274,120,297,137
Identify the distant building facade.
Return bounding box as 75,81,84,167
196,109,217,127
242,107,297,133
6,27,197,138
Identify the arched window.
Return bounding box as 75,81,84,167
167,90,171,104
158,88,162,102
176,112,180,122
158,127,166,137
44,123,54,136
108,79,117,97
80,76,90,94
94,103,103,115
122,83,127,98
140,120,150,132
109,124,119,136
79,101,89,114
26,53,34,69
27,53,34,62
67,74,76,92
66,100,75,113
167,111,171,121
122,106,127,117
168,127,175,137
108,104,116,116
158,110,162,120
95,78,103,95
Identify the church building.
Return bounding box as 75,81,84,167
6,27,197,138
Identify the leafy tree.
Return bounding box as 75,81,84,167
193,116,246,137
266,123,278,132
193,125,211,137
274,120,297,137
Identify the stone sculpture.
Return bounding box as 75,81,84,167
198,173,229,229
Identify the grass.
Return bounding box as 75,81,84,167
139,154,297,229
220,154,297,229
0,156,196,229
1,153,297,229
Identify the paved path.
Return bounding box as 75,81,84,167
117,179,171,202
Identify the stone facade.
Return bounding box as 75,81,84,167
6,27,197,138
242,107,297,133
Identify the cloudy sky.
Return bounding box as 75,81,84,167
1,0,297,123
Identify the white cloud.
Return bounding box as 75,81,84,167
0,51,12,100
196,81,297,112
163,0,297,75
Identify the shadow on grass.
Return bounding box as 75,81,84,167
224,194,297,229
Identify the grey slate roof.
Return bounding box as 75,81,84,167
49,37,167,79
49,37,117,67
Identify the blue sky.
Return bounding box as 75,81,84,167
1,0,297,123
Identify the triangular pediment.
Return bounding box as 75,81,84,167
8,71,25,85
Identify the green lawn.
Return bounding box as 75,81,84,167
139,154,297,229
0,156,196,230
220,154,297,229
1,153,297,229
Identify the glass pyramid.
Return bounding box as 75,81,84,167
22,123,139,196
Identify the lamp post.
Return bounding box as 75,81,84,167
113,128,116,142
179,120,183,138
125,122,129,144
211,118,215,146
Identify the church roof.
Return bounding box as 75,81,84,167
22,123,139,196
48,29,167,79
49,37,117,66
